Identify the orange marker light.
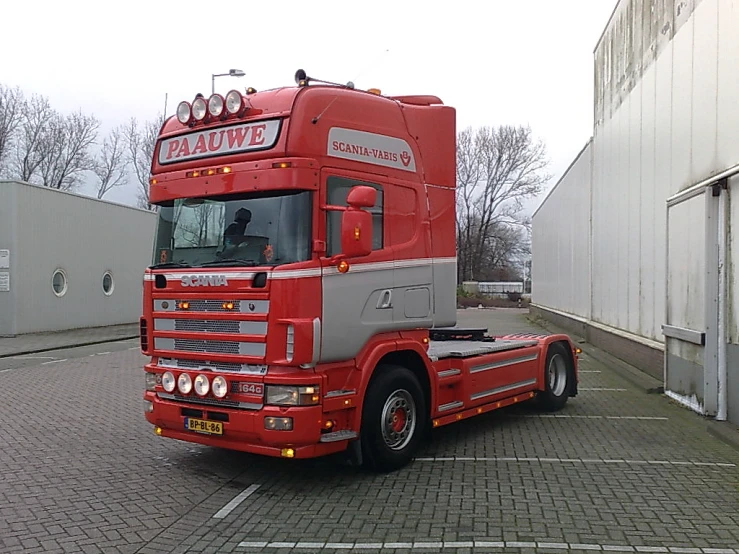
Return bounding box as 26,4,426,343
222,302,235,310
149,178,158,185
205,168,216,176
218,166,232,174
353,227,361,240
178,302,190,310
337,260,350,273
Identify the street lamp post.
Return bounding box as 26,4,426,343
211,69,246,94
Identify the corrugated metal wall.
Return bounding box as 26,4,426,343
533,0,739,422
0,182,18,336
7,181,156,334
531,140,592,320
538,0,739,343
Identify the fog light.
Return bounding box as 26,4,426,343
281,448,295,458
143,400,153,413
154,426,162,436
264,417,293,431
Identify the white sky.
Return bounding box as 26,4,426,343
2,0,616,211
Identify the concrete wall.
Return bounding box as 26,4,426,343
2,180,156,335
532,140,592,320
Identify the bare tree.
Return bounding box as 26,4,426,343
0,84,25,175
13,93,55,182
125,115,162,210
37,110,100,190
456,125,550,283
93,126,127,199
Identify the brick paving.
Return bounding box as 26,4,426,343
0,323,138,358
0,309,737,553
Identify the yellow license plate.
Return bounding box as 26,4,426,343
185,418,223,435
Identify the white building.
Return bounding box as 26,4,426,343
532,0,738,424
0,180,157,336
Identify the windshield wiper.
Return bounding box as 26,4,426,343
199,259,259,267
149,261,191,269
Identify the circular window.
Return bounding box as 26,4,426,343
52,269,68,297
102,271,114,296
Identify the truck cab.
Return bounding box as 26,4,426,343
141,73,578,471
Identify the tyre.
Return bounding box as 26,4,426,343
539,342,573,412
360,365,427,472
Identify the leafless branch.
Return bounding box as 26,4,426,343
455,125,550,282
93,126,127,199
125,115,162,211
0,84,25,175
13,93,55,182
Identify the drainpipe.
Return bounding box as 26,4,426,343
716,178,728,421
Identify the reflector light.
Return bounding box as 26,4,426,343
272,162,292,169
208,94,225,117
225,90,243,114
192,97,207,120
177,101,191,124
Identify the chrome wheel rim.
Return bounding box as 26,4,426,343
381,389,416,451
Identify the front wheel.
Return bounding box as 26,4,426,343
360,365,427,472
539,342,573,412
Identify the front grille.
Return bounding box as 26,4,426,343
159,358,268,375
177,300,242,313
175,319,240,334
174,338,240,354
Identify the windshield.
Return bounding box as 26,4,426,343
152,191,312,268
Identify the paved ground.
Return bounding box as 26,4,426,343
0,323,138,358
1,309,738,554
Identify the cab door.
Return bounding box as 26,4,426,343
319,168,395,364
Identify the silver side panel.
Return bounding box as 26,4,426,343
320,258,459,363
431,259,457,327
320,265,397,363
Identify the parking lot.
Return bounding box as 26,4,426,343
1,309,738,554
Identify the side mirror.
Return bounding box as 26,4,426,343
346,185,376,209
340,208,373,258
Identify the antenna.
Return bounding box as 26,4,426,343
304,48,391,124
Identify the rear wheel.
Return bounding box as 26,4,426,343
360,365,426,472
539,342,572,412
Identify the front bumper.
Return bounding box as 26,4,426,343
143,392,349,459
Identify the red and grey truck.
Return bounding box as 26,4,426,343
141,70,579,472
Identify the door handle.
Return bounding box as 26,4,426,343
377,289,393,309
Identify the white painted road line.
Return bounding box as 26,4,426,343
580,387,628,391
41,359,67,365
11,356,56,360
128,347,140,351
213,484,260,519
412,457,736,467
237,540,739,552
510,415,669,421
579,370,602,373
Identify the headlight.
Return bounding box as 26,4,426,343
212,376,228,398
176,101,191,124
178,373,192,394
192,98,207,121
194,374,210,396
145,372,158,391
265,385,320,406
225,90,243,114
162,371,176,393
208,94,224,117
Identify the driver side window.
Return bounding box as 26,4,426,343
326,176,384,257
